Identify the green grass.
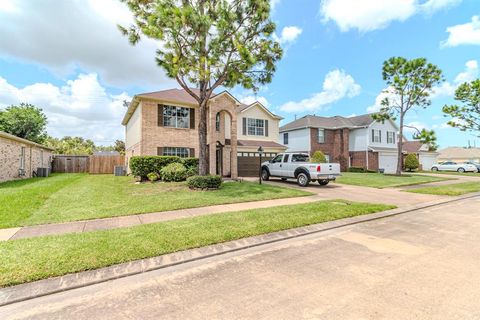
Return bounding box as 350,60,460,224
0,200,394,287
0,174,311,228
336,172,451,189
405,182,480,196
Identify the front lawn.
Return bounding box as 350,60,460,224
0,200,394,287
419,170,480,177
0,174,311,228
336,172,450,188
405,182,480,196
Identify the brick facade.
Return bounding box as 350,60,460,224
350,151,379,171
0,135,52,183
310,128,349,171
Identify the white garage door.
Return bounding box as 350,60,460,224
379,153,398,174
419,154,437,171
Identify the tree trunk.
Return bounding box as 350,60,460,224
396,114,404,176
198,100,208,175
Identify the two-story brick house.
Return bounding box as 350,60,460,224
279,114,400,173
122,88,286,177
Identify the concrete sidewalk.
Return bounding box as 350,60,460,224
0,195,324,241
2,174,466,242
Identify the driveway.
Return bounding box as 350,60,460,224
2,196,480,319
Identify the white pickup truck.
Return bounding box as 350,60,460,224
261,153,341,187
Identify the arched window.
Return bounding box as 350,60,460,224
215,112,220,132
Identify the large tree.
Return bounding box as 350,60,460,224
412,128,439,151
374,57,443,175
119,0,282,175
45,136,96,155
443,79,480,136
0,103,48,143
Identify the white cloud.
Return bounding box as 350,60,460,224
0,0,174,88
320,0,461,33
404,121,429,134
367,87,400,113
274,26,303,45
431,59,479,98
239,95,270,108
0,74,129,144
280,69,360,112
270,0,281,11
442,16,480,47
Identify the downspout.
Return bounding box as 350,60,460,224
366,129,369,170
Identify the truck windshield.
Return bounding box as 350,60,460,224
292,154,309,162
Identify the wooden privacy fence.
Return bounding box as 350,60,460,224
52,155,125,174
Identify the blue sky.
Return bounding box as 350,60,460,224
0,0,479,147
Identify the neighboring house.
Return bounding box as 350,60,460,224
402,141,438,170
437,147,480,163
122,88,286,177
279,114,400,173
0,131,53,183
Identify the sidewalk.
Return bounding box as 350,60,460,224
1,178,451,241
0,194,323,241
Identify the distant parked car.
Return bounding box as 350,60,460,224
464,161,480,173
431,161,477,173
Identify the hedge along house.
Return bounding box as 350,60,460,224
0,131,53,183
122,88,286,177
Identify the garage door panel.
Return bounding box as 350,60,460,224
379,153,398,174
237,155,275,177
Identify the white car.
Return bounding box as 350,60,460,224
261,153,341,187
431,161,477,173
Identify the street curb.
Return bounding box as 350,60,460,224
1,192,479,307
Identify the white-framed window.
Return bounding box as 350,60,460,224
215,112,220,132
19,147,26,170
283,133,289,145
163,105,190,128
317,129,325,143
163,147,189,158
372,129,381,143
247,118,265,136
387,131,396,144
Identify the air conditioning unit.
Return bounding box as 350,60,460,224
114,166,126,176
37,167,49,177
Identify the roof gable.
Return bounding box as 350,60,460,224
238,102,283,120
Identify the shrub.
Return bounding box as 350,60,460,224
310,151,327,163
181,157,199,169
146,172,160,182
348,167,366,173
186,166,198,177
129,156,181,178
404,153,419,172
160,162,188,182
187,175,222,190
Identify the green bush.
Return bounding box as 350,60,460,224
129,156,181,178
348,167,377,173
186,175,222,190
160,163,188,182
146,172,160,182
310,150,327,163
404,153,419,172
181,157,199,169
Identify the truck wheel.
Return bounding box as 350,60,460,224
261,168,270,181
318,180,329,186
297,172,310,187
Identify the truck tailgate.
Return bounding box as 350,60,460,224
319,163,340,174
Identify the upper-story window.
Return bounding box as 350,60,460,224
372,129,381,143
387,131,396,144
163,105,190,128
317,129,325,143
247,118,265,136
283,133,289,145
215,112,220,132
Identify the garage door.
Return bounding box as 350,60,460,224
379,153,398,174
419,154,437,171
237,152,276,177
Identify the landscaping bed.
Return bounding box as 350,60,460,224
336,172,451,188
0,174,311,228
405,181,480,196
0,200,394,287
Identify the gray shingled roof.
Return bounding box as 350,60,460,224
279,114,376,132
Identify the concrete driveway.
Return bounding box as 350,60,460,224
3,196,480,319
